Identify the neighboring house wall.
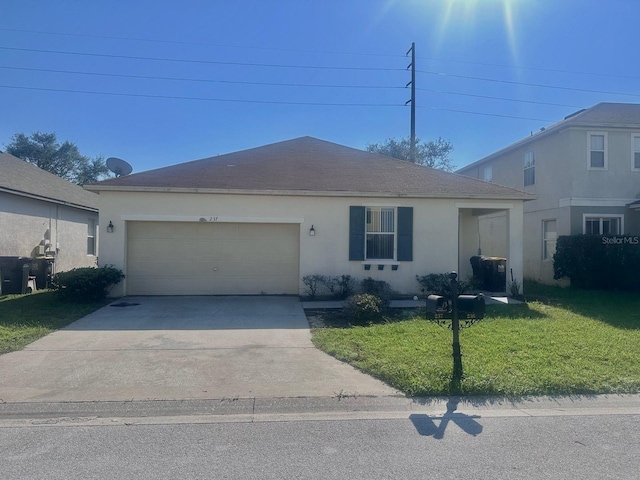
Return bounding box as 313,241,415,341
97,191,524,297
459,119,640,284
0,191,98,274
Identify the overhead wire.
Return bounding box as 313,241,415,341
0,32,634,123
2,26,639,82
1,45,636,99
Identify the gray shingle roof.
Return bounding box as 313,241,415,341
87,137,532,200
0,152,98,210
458,102,640,172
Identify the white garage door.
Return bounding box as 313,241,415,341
126,222,300,295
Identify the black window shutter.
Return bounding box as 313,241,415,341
397,207,413,261
349,206,365,261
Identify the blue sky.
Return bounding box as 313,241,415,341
2,0,639,173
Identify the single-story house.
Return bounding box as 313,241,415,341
0,151,99,277
86,137,534,297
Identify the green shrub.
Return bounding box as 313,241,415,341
302,274,327,298
360,277,393,306
343,293,385,324
321,275,356,300
52,266,125,302
416,273,471,297
553,234,640,291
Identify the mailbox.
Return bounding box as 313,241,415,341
426,294,485,320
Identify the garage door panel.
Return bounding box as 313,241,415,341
127,222,299,295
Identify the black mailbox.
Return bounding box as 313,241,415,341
426,294,485,320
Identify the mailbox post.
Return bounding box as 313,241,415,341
425,271,485,383
450,272,463,380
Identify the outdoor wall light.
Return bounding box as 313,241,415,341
107,221,114,233
309,225,316,236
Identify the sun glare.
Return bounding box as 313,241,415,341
433,0,521,66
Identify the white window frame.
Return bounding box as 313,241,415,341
582,214,624,235
87,219,97,256
483,165,493,182
524,150,535,186
587,131,608,170
632,134,640,171
542,219,557,261
365,206,396,260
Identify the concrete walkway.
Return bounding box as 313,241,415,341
0,296,398,403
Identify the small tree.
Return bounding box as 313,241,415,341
366,136,455,171
5,132,111,185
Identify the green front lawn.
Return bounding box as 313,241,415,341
0,291,110,355
311,283,640,396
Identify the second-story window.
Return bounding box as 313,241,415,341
524,151,535,186
588,132,607,169
633,134,640,170
483,165,493,182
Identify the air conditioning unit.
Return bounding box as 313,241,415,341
37,245,46,256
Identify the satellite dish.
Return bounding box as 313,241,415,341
106,157,133,177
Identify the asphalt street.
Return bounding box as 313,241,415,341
2,410,638,480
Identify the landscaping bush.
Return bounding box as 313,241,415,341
416,273,471,297
52,266,125,302
360,277,393,306
553,234,640,291
321,274,356,300
343,293,385,324
302,274,326,298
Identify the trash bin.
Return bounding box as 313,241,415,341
0,256,33,295
29,258,54,290
469,255,507,292
469,255,484,285
481,257,507,292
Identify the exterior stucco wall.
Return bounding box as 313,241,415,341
0,192,98,274
97,191,525,297
477,212,508,258
627,210,640,234
569,206,631,235
568,128,640,199
459,125,640,284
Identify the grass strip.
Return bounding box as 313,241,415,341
311,283,640,396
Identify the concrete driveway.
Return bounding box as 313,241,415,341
0,296,398,403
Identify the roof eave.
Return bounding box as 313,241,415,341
0,187,99,212
458,119,640,173
85,184,534,201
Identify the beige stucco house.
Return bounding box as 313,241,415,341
0,151,100,276
457,103,640,284
87,137,533,297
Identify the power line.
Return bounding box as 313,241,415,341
0,46,404,72
416,87,585,109
417,69,640,98
0,65,403,90
416,105,554,122
0,27,404,59
0,65,586,110
3,27,640,81
0,84,403,107
0,84,558,122
415,54,640,82
3,45,636,99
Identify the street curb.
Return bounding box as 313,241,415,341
1,393,639,424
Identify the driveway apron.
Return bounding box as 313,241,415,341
0,296,398,402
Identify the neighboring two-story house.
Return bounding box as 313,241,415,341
457,102,640,284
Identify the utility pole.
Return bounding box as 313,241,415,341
405,42,416,163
